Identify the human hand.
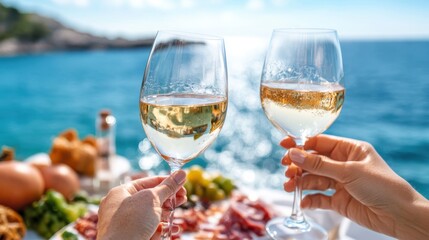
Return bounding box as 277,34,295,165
97,170,187,240
281,135,429,239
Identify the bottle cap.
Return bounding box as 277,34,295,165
99,109,113,130
99,109,111,118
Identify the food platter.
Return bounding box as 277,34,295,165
14,159,390,240
25,188,391,240
48,192,273,240
40,188,339,240
26,187,291,240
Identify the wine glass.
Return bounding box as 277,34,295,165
260,28,344,239
139,31,228,239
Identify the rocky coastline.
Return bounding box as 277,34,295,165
0,4,154,56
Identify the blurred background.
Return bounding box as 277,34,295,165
1,0,429,196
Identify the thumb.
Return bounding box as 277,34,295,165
288,148,346,182
154,170,186,203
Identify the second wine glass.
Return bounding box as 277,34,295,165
139,31,228,239
260,28,345,240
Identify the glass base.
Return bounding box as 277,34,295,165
266,217,328,240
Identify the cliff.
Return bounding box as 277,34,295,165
0,3,154,55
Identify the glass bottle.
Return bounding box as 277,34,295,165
95,109,116,192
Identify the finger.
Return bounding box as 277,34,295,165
173,186,186,200
285,164,303,178
285,167,295,178
305,134,359,159
160,206,172,222
283,178,295,192
154,170,187,203
288,148,346,182
130,171,149,180
159,186,187,223
285,174,334,192
160,187,187,210
281,152,291,165
301,174,337,191
283,150,321,166
151,223,180,240
280,137,296,149
162,198,175,212
176,195,187,207
128,176,168,193
304,135,340,154
177,186,186,197
176,188,187,206
301,193,333,210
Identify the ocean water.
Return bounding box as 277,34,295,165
1,39,429,197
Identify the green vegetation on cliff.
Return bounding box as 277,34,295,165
0,2,153,55
0,3,49,42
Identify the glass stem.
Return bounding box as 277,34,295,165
284,140,309,230
160,162,181,240
290,169,304,222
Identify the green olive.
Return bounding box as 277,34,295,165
212,174,225,186
221,178,235,196
215,189,226,201
205,183,219,201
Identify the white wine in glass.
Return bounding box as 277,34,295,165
140,31,228,239
140,94,227,164
260,29,345,240
261,82,344,140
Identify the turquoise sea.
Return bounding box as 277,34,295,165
1,39,429,197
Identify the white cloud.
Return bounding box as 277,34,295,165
271,0,289,7
52,0,90,7
219,11,235,22
50,0,229,10
128,0,144,8
46,0,429,40
146,0,175,10
180,0,195,8
106,0,176,9
209,0,224,4
271,0,290,7
106,0,124,6
53,0,176,9
246,0,264,10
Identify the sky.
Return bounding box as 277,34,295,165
3,0,429,40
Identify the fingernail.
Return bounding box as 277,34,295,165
173,170,186,184
290,149,306,164
281,153,288,165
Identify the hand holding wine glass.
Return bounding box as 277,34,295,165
97,172,187,240
139,31,228,239
281,134,429,240
260,28,344,239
